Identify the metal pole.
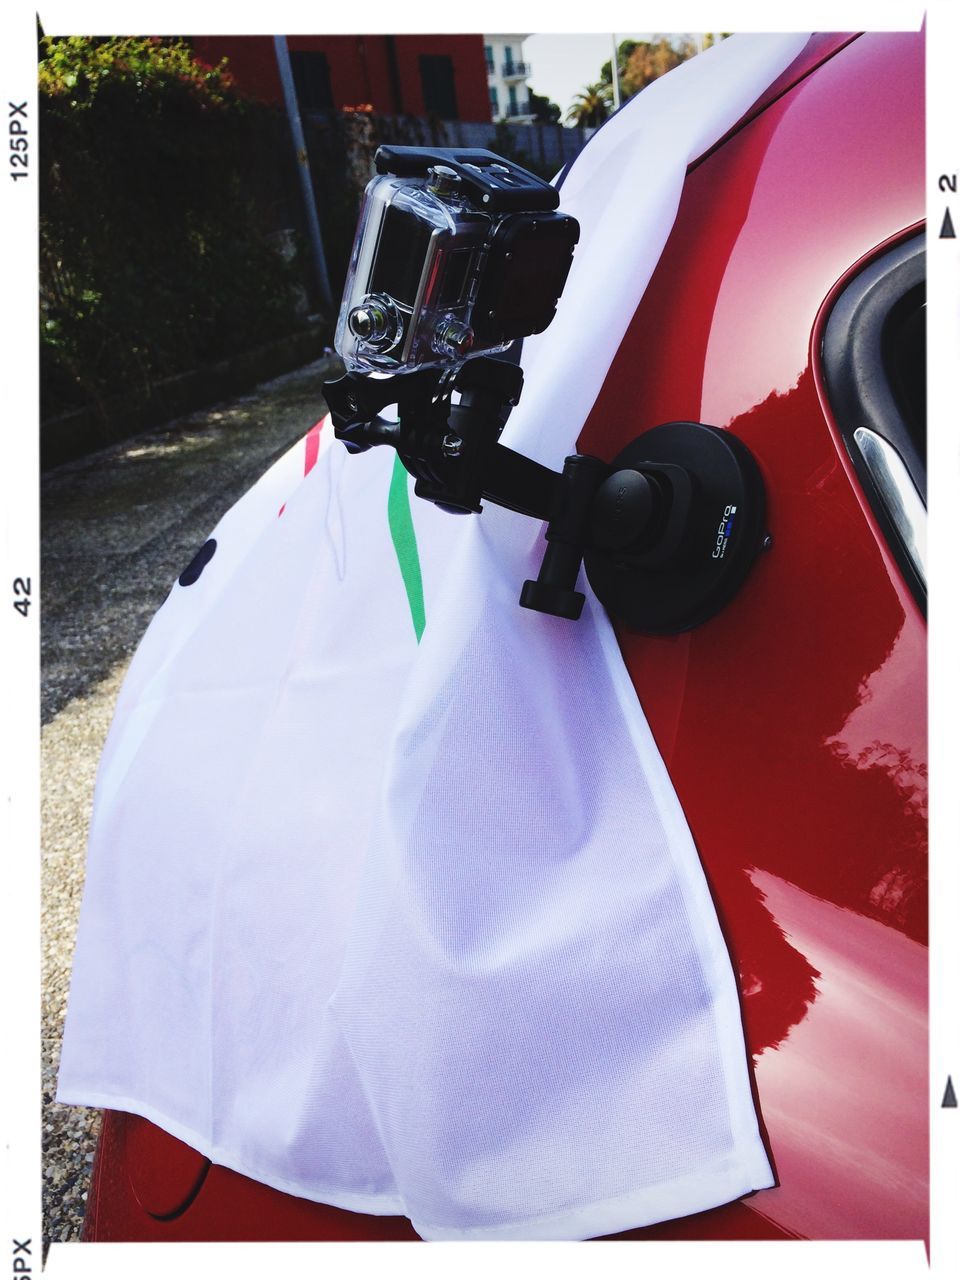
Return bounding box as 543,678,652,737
273,35,334,318
610,32,621,111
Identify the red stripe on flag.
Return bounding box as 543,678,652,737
304,416,327,476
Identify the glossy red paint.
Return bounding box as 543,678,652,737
121,1114,209,1219
85,1111,419,1241
695,31,859,168
581,27,927,1241
82,31,926,1243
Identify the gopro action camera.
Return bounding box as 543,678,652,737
335,146,580,375
325,146,769,629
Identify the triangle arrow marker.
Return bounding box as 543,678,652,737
940,207,956,239
943,1075,958,1108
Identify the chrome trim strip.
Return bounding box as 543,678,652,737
853,426,927,587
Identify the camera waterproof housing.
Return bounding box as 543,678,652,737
335,146,580,374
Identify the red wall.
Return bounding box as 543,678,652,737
191,35,491,121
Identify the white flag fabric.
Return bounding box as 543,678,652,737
59,34,810,1240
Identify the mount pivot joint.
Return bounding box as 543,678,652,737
323,363,768,632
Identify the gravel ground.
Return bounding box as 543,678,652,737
41,357,338,1250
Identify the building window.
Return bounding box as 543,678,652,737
484,44,494,73
490,86,499,115
508,83,518,113
504,45,513,71
419,54,458,120
289,50,333,112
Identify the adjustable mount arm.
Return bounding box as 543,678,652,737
324,358,609,619
325,357,556,516
322,360,768,630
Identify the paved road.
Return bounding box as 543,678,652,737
40,357,337,1247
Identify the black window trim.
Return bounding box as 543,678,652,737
821,231,926,613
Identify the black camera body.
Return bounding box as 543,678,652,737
335,147,580,374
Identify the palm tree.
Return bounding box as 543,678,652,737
566,82,611,127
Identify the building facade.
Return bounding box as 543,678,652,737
191,35,492,122
483,33,535,123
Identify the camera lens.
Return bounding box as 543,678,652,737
349,305,386,340
344,294,404,362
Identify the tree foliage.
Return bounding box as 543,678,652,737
620,36,697,97
528,89,561,125
38,35,239,104
565,82,612,128
39,36,305,419
599,39,641,88
571,33,731,122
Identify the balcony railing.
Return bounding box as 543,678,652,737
504,101,532,118
502,60,530,79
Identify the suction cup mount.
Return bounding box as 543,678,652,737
323,364,769,633
583,422,768,632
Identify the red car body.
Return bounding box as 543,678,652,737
82,29,927,1242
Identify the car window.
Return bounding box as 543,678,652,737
882,281,925,468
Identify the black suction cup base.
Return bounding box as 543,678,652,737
584,421,767,634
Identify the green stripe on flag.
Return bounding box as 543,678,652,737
387,454,426,643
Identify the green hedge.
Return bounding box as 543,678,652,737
40,37,308,419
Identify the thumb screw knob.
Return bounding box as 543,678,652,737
590,469,656,551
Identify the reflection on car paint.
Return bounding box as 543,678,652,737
748,870,927,1241
579,28,926,1243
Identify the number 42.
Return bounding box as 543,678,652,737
13,576,31,617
